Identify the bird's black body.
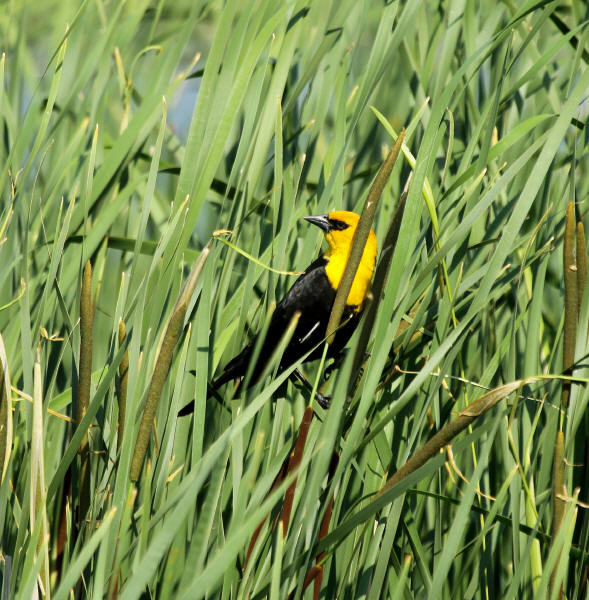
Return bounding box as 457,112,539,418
178,210,377,415
213,256,360,388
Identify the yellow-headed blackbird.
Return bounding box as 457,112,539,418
180,210,377,413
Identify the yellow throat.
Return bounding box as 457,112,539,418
322,211,378,309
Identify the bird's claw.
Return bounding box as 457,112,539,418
291,369,331,408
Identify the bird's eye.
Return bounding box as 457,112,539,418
328,219,349,231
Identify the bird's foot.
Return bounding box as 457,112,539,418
291,369,331,409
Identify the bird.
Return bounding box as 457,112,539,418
179,210,377,413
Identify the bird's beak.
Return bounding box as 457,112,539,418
303,214,331,232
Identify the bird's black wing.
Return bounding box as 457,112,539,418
273,256,361,363
268,256,336,365
212,257,329,387
213,255,360,389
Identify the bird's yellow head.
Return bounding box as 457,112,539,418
304,210,378,308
